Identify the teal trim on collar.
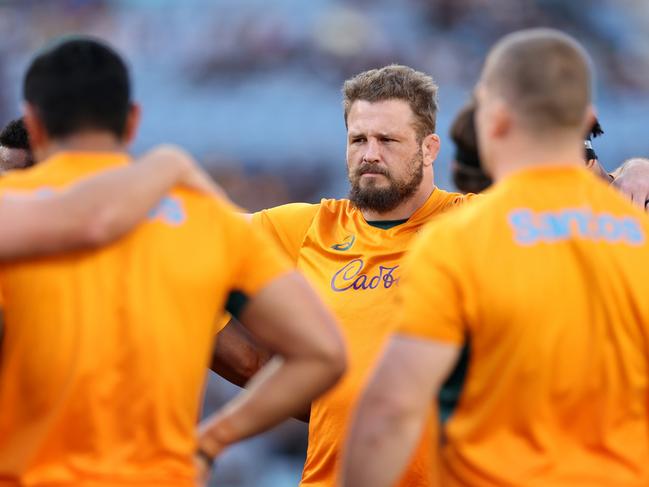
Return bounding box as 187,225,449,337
365,218,409,230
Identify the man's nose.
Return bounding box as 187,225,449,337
362,139,381,163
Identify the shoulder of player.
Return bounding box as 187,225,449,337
317,197,354,215
253,200,322,225
171,188,248,216
0,165,56,193
436,189,498,226
432,187,480,208
414,192,503,254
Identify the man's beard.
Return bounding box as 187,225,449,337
348,149,424,214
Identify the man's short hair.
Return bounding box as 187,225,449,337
0,118,30,150
23,36,131,139
342,65,439,140
482,28,592,132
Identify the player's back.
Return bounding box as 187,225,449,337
0,152,257,486
437,166,649,487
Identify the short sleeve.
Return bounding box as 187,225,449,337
215,198,294,298
252,203,319,263
397,221,467,345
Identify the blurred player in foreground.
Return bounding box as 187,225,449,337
0,37,345,487
343,28,649,487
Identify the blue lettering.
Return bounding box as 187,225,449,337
562,209,590,237
509,209,540,245
541,213,571,241
508,208,646,246
596,213,622,241
148,196,186,226
622,218,645,245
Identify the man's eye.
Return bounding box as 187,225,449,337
352,138,366,144
381,137,395,143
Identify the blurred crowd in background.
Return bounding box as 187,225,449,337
1,0,648,485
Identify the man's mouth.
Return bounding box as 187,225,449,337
358,167,388,177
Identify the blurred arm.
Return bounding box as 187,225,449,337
211,318,311,422
341,335,459,487
0,145,221,259
198,271,345,457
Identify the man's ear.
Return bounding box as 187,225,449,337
421,133,440,168
490,101,512,138
122,102,141,144
22,103,48,153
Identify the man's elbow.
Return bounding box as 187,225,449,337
315,330,348,388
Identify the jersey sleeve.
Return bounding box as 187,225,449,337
397,220,468,345
216,199,294,299
251,203,320,263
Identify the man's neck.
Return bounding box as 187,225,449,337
37,132,127,161
361,184,434,222
489,138,585,182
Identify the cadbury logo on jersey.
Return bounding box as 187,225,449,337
508,208,645,246
331,258,399,292
331,234,356,251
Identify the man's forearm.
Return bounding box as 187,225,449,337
341,336,459,487
211,318,311,422
341,389,429,487
72,147,194,245
0,146,198,259
199,354,338,456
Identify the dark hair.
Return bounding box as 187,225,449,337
450,102,492,193
23,37,131,139
0,118,30,150
343,65,438,140
584,118,604,161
